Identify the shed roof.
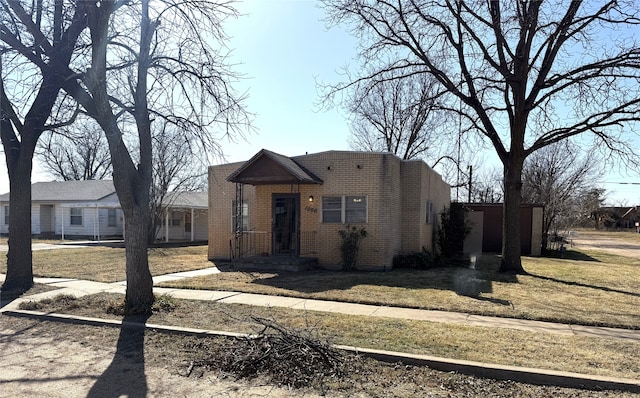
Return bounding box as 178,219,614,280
226,149,322,185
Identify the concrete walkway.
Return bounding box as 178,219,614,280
2,268,640,392
2,268,639,342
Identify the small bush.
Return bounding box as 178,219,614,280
50,294,79,308
153,293,177,312
393,249,436,269
105,294,176,315
437,203,471,259
18,294,79,311
105,297,127,315
18,300,43,311
338,226,368,271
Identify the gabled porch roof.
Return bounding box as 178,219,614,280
227,149,322,185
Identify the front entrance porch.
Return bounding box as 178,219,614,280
225,149,323,271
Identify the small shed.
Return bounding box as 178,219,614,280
463,203,544,256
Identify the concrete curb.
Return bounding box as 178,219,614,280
4,309,640,393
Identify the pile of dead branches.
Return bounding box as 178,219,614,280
183,316,357,389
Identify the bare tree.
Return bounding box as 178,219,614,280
521,141,602,250
470,165,503,203
36,117,112,181
2,0,249,311
66,0,249,313
148,121,208,243
1,0,87,296
347,71,481,190
574,187,608,229
321,0,640,273
348,72,443,160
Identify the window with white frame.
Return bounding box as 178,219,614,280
171,211,181,226
231,201,249,232
70,208,83,226
322,196,367,223
426,200,434,224
4,205,9,225
107,209,117,227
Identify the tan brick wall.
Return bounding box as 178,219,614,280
208,163,256,260
208,151,450,270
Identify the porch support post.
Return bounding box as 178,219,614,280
61,207,65,241
191,208,195,242
165,209,169,243
96,206,100,242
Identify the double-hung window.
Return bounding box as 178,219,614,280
70,208,83,226
322,196,367,223
107,209,117,227
171,211,181,226
4,206,9,225
321,197,342,223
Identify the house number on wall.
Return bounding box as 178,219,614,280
304,206,318,213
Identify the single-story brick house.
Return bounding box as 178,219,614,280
0,180,207,242
208,149,451,270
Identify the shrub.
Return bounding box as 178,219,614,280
436,203,471,260
153,293,177,312
338,226,368,271
392,249,436,269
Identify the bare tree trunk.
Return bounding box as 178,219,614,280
122,203,153,313
83,1,155,313
1,146,34,295
500,157,525,274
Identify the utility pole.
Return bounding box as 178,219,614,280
467,165,472,203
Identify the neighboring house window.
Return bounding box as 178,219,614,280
107,209,117,227
232,201,249,232
322,197,342,223
322,196,367,223
70,208,83,226
426,200,434,224
4,205,9,225
184,212,191,233
171,211,181,226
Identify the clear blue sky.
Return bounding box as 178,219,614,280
1,0,637,205
219,0,356,163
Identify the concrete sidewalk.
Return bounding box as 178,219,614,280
2,269,639,342
2,269,640,392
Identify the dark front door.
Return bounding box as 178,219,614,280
272,194,299,256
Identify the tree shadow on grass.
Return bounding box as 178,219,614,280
527,273,640,298
87,314,150,398
248,254,518,296
543,249,600,262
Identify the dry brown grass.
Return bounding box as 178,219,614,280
159,250,640,329
0,244,211,283
7,316,630,398
24,292,640,380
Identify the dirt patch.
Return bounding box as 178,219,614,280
1,315,637,397
0,316,323,398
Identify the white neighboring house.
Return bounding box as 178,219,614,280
0,180,122,240
156,191,208,242
0,180,208,242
